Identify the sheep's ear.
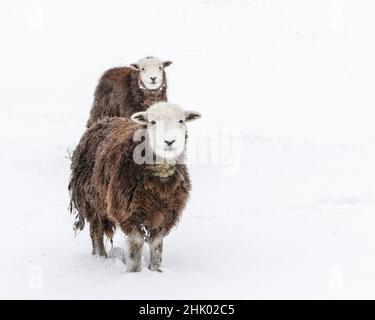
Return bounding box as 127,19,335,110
129,63,140,71
163,61,173,68
185,111,201,122
131,112,148,124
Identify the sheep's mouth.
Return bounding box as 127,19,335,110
147,82,161,89
139,79,162,91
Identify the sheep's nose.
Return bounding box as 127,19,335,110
150,77,156,82
164,140,175,146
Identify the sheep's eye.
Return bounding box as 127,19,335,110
141,67,145,71
150,120,156,125
179,120,184,124
159,66,162,70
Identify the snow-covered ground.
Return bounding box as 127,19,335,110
1,0,375,299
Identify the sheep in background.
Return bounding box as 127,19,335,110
86,56,172,127
69,102,201,272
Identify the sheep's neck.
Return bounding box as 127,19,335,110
147,162,176,178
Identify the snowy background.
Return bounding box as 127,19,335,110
1,0,375,299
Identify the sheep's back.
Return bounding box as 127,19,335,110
95,67,132,100
87,67,133,127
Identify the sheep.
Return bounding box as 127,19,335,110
69,102,201,272
86,56,172,127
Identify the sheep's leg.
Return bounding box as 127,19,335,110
149,236,163,272
126,230,144,272
89,220,107,258
103,219,115,249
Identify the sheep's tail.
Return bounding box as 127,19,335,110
72,209,85,234
67,146,87,234
68,178,86,234
68,197,84,233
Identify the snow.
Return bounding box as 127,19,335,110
1,0,375,299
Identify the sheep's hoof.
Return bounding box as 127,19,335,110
149,264,162,273
91,249,108,258
126,265,142,272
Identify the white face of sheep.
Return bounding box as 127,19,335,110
129,57,172,90
131,103,201,161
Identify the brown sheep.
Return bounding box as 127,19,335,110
86,56,172,127
69,102,201,272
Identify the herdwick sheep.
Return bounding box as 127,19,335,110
69,102,201,272
86,56,172,127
